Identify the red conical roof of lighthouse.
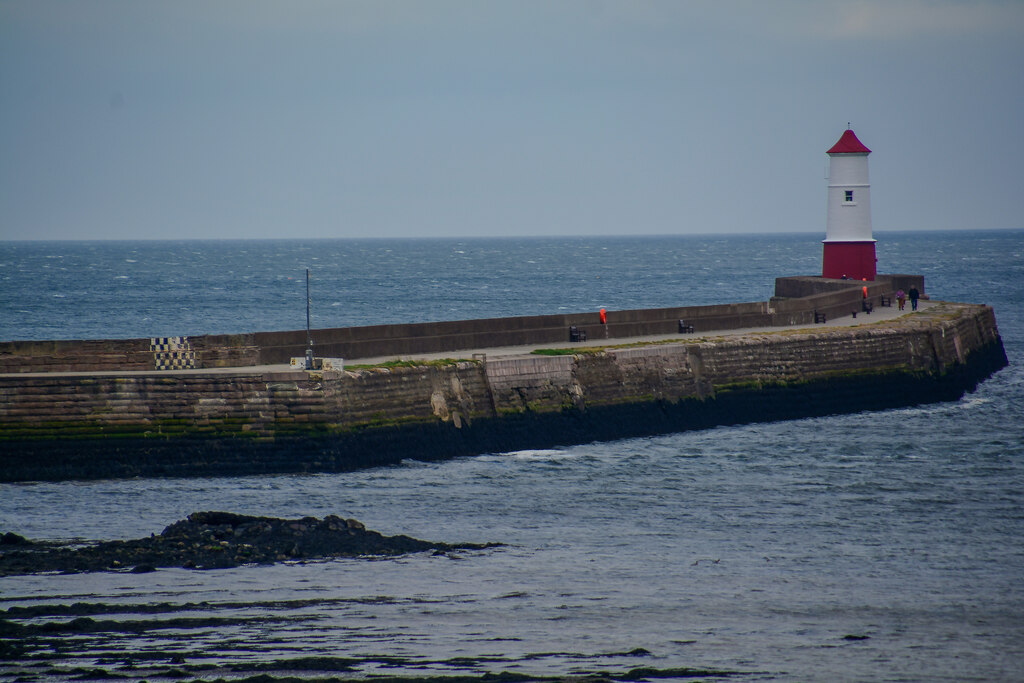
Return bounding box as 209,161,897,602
827,129,871,154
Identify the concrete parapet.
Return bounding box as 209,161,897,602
0,274,925,373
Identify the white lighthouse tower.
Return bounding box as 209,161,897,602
822,128,876,280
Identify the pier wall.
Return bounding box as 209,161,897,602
0,302,1007,482
0,276,918,373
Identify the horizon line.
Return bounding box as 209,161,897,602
1,226,1021,244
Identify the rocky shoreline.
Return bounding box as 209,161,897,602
0,511,501,576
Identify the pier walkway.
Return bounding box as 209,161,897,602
3,300,936,378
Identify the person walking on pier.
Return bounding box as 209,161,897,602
909,286,920,311
896,289,906,310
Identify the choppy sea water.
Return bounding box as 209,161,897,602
1,230,1022,681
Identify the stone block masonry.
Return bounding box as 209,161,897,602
0,302,1007,482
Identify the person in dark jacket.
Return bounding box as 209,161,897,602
909,286,920,311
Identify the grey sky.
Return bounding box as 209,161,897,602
1,0,1022,240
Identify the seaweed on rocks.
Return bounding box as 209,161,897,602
0,511,501,576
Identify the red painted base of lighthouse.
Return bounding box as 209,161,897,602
822,241,877,281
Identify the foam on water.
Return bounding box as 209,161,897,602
499,449,578,461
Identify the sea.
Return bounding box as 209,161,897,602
0,230,1022,682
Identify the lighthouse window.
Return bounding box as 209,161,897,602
844,190,854,202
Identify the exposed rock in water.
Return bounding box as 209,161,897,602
0,511,501,576
0,532,31,546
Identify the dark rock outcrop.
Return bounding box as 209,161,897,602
0,511,500,576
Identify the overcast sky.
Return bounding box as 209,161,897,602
1,1,1022,241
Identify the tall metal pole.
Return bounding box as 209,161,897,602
305,268,313,369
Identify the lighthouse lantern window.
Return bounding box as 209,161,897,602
844,190,854,203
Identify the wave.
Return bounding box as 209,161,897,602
888,396,991,418
500,449,577,461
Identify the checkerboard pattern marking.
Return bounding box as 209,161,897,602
151,336,196,370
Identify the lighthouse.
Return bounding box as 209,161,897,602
822,128,876,281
